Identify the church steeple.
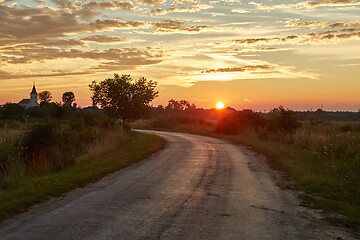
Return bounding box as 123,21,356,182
30,82,37,95
29,82,39,107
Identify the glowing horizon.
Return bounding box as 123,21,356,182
0,0,359,111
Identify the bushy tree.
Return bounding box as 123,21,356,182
89,74,158,124
38,91,52,104
62,92,76,107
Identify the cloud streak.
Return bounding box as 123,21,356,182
201,65,277,73
150,4,213,15
250,0,360,10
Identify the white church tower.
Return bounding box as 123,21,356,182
29,83,39,107
18,83,39,108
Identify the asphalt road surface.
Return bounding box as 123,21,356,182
0,131,351,239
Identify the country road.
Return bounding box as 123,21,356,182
0,130,355,240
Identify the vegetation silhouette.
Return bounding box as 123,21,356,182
62,91,76,107
38,91,52,104
89,74,158,125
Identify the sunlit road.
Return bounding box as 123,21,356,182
1,131,325,239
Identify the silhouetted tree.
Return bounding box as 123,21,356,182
89,74,158,125
62,92,76,107
38,91,52,104
166,99,196,111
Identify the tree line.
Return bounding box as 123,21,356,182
2,73,359,123
0,91,78,120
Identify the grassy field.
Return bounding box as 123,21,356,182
0,132,165,222
133,120,360,230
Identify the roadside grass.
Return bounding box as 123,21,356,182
219,134,360,228
0,132,165,223
133,121,360,231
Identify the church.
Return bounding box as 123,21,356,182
18,84,39,108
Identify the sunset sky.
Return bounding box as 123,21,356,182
0,0,359,110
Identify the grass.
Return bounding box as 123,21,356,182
0,132,165,223
222,133,360,230
133,120,360,231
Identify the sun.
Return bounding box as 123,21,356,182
216,101,225,109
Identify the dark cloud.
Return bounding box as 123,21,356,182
51,0,72,8
81,35,132,43
39,39,85,47
286,19,360,30
151,19,212,33
327,22,360,29
133,0,166,5
230,35,299,45
150,4,212,15
0,6,82,39
285,19,326,28
209,27,359,55
226,29,359,47
0,45,165,79
83,1,136,11
88,19,146,31
0,70,11,78
1,45,165,68
0,69,93,80
0,5,145,41
201,65,277,73
306,0,360,7
250,0,360,10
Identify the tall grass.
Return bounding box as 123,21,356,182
77,125,128,161
0,127,25,184
0,119,129,187
0,128,22,143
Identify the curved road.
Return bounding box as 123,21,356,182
0,131,342,239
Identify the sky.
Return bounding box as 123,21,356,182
0,0,359,111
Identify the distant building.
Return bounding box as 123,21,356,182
18,84,39,108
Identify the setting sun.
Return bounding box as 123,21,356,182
216,102,225,109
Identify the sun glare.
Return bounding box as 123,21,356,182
216,102,225,109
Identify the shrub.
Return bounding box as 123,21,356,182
0,138,22,178
0,103,25,120
266,106,300,134
215,110,265,135
22,122,81,173
215,113,239,134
